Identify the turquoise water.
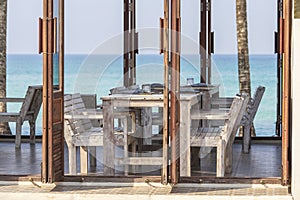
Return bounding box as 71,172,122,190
6,54,277,136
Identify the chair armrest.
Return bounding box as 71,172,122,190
64,109,103,119
0,98,25,103
191,109,230,120
211,97,233,108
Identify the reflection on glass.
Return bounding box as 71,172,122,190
53,0,59,89
53,53,59,88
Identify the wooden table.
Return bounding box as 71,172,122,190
101,86,218,176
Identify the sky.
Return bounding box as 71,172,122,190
7,0,277,55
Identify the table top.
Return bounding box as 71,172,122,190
101,92,203,101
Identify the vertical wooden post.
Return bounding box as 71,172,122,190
276,0,283,137
170,0,180,184
130,0,137,86
175,0,181,183
41,0,48,183
162,0,169,185
124,0,130,87
46,0,54,183
200,0,207,83
281,0,291,186
41,0,65,183
274,0,283,136
207,0,212,84
123,0,137,87
103,100,115,176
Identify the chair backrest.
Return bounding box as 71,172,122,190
221,95,250,142
64,93,93,135
248,86,265,121
19,85,43,123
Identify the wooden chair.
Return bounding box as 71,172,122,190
0,85,43,148
210,86,265,153
190,95,249,177
64,93,136,175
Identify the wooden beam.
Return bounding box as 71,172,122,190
207,0,212,84
200,0,207,83
170,0,180,184
281,0,292,186
123,0,130,87
162,0,170,185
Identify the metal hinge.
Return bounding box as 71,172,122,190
38,17,57,54
200,2,210,12
206,2,211,12
279,0,283,17
124,1,134,12
128,2,134,12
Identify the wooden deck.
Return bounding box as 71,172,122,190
0,139,281,178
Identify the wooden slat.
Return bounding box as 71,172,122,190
115,157,163,165
64,93,136,175
242,86,265,153
0,98,25,103
191,109,229,120
190,95,249,176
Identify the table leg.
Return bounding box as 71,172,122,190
80,146,88,174
103,100,115,176
180,101,191,176
142,108,152,145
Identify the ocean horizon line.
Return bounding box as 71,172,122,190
6,53,277,57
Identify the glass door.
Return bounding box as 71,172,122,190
41,0,64,183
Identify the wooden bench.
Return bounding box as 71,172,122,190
64,93,136,175
0,85,43,148
190,95,249,176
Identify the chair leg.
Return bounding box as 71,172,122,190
225,142,233,174
89,147,97,167
131,140,137,174
15,119,22,149
80,146,88,174
216,140,225,177
123,117,129,176
68,144,77,175
242,124,251,153
29,120,36,145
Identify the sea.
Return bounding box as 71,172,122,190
6,54,278,137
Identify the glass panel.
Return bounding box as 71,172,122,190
296,0,300,18
53,0,59,89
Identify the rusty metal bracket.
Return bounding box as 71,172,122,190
38,17,57,54
160,18,164,54
38,18,43,54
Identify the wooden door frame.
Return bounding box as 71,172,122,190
281,0,292,186
41,0,64,183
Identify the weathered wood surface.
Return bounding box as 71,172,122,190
102,92,204,177
101,86,220,177
241,86,265,153
0,85,42,148
191,86,265,154
179,98,192,176
190,95,249,177
64,93,136,175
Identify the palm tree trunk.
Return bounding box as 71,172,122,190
236,0,255,136
0,0,11,135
